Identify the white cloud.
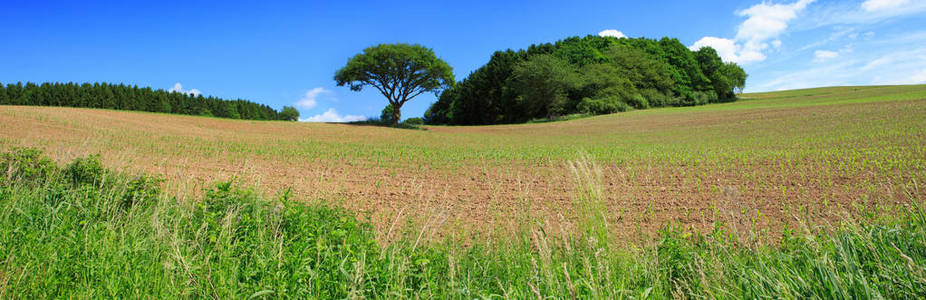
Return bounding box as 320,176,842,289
862,0,910,12
861,56,892,70
806,0,926,27
296,87,331,109
736,0,815,42
813,50,839,62
689,36,768,64
771,39,783,48
168,82,201,96
690,37,740,62
598,29,627,38
300,108,366,123
796,28,857,52
690,0,815,64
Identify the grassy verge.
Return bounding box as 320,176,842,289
1,148,924,298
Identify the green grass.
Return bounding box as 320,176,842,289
2,148,925,298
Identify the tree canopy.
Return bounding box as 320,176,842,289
507,54,581,120
425,35,747,125
335,43,454,125
0,81,297,121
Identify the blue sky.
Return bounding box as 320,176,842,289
2,0,925,122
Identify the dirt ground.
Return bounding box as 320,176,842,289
3,86,924,242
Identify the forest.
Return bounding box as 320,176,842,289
425,35,747,125
0,82,299,121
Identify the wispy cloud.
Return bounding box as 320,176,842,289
799,0,926,28
696,0,925,92
690,0,815,64
753,45,926,91
598,29,627,38
752,59,860,91
862,0,910,12
296,87,331,109
300,108,366,123
168,82,201,96
813,49,839,62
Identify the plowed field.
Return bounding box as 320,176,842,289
3,85,924,241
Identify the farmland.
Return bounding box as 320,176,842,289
2,85,926,298
3,85,924,241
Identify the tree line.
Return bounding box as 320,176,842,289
424,35,747,125
0,82,299,121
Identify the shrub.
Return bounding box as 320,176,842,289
640,89,672,107
120,175,162,209
0,147,56,185
380,104,396,124
64,154,106,187
577,96,629,115
403,117,424,125
627,93,649,109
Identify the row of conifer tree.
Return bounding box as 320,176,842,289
0,82,299,121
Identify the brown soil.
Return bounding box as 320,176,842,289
2,92,924,243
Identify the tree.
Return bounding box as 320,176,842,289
380,104,396,124
722,62,747,95
507,54,581,120
425,35,746,125
0,83,7,105
334,43,454,126
279,106,300,121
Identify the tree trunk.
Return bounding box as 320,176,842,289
392,104,401,127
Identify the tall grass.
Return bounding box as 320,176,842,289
1,148,924,298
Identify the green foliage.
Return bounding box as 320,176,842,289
695,47,747,100
0,147,56,185
121,175,162,209
345,104,424,129
403,117,424,125
0,81,295,121
507,54,582,120
602,45,675,95
279,106,300,121
426,35,748,125
63,154,106,187
723,62,748,95
577,96,630,114
380,103,396,124
640,88,673,107
335,43,454,125
222,102,241,119
0,82,8,104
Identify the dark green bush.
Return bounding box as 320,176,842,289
380,104,396,124
64,154,106,187
120,175,163,209
0,147,56,185
627,93,649,109
578,96,629,115
404,117,424,125
640,88,672,107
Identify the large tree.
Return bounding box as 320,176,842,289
507,54,581,120
279,106,300,121
335,43,454,126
